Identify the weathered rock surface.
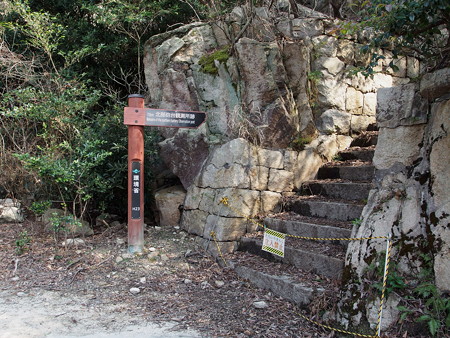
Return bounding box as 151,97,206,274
154,185,187,226
419,67,450,100
377,84,428,128
373,125,425,170
339,68,450,331
0,199,24,223
142,5,417,271
159,131,209,189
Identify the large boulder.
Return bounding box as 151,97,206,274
377,84,428,128
0,199,24,223
159,130,210,189
373,125,426,170
420,68,450,100
154,185,187,226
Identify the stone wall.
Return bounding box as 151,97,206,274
338,68,450,331
182,135,351,252
143,4,414,250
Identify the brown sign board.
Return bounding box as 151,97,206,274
124,107,207,128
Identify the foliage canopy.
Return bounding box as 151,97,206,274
342,0,450,73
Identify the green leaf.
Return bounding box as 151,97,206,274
417,314,431,322
428,318,439,336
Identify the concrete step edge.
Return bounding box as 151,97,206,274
300,182,372,201
285,200,364,222
317,165,375,181
239,237,344,279
230,261,324,307
264,217,352,242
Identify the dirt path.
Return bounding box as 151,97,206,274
0,288,199,338
0,221,322,337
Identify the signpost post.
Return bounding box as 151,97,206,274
124,96,206,253
126,94,145,253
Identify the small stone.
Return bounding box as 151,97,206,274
155,226,162,230
116,238,125,245
129,287,140,294
11,276,19,282
184,279,192,284
61,238,85,247
253,301,268,309
200,281,211,289
149,247,156,252
110,221,121,227
160,254,169,262
147,252,159,260
115,256,124,263
140,277,146,284
215,281,225,288
174,226,180,230
17,292,26,297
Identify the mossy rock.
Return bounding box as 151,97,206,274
198,45,231,75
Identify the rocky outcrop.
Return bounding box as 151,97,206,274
154,185,186,226
338,68,450,330
143,4,415,252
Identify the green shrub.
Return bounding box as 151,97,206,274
291,136,313,151
15,230,31,255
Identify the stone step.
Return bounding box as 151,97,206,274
229,252,327,307
285,198,364,222
264,217,351,246
238,237,345,279
301,181,373,201
350,132,378,147
339,148,375,162
317,164,375,182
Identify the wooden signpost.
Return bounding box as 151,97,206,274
124,95,206,253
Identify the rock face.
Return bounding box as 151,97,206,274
338,69,450,330
143,5,414,253
154,185,186,226
142,5,450,332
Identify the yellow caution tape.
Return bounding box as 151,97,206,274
219,197,388,241
219,196,393,337
295,310,379,338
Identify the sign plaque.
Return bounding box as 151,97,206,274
124,108,206,129
131,161,141,220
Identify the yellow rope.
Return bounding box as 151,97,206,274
219,196,394,337
375,236,393,336
219,197,388,241
210,231,228,267
295,311,378,338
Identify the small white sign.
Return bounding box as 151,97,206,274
262,228,286,258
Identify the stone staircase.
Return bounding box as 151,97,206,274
230,131,377,307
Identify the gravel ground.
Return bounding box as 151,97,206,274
0,220,329,338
